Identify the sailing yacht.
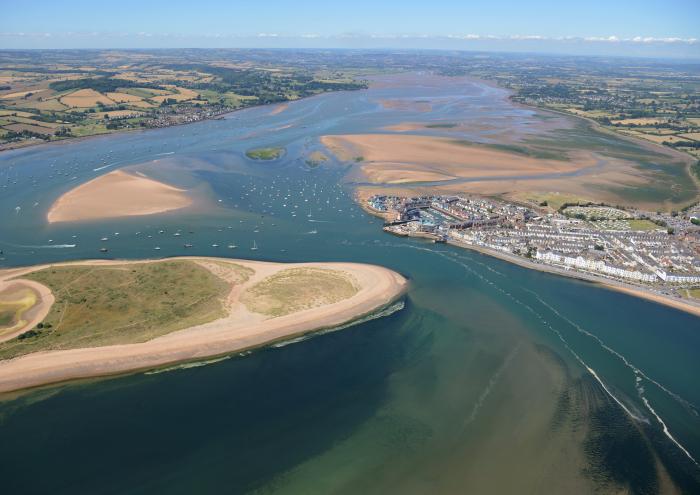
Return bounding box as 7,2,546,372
251,240,258,251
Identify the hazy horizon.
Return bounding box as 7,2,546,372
2,0,698,59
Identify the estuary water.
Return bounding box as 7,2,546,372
0,75,698,494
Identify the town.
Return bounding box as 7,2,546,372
368,194,700,294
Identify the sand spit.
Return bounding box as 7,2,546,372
0,257,407,393
47,169,192,223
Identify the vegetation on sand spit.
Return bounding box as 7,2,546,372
0,261,231,360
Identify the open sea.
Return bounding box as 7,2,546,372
0,74,698,494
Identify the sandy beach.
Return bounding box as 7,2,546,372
0,257,407,393
47,169,192,223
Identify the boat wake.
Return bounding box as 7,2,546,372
393,242,698,465
1,242,76,249
462,343,521,430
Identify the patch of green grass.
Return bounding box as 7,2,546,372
628,219,662,231
426,123,457,128
241,267,359,317
680,287,700,300
246,147,285,160
0,311,14,327
0,261,231,360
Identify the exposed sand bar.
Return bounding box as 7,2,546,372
269,103,289,115
322,134,592,184
47,169,192,223
0,257,407,393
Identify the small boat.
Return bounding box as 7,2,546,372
227,244,237,249
251,240,258,251
211,244,219,248
100,237,108,242
184,243,193,248
99,247,108,253
154,246,161,250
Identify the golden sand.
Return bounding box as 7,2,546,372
47,169,192,223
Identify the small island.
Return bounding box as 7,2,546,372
245,147,285,161
0,257,406,393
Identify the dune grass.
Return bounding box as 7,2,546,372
0,261,231,360
241,267,359,317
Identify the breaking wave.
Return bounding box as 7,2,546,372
271,300,405,349
144,356,231,375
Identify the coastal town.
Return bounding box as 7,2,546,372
368,194,700,296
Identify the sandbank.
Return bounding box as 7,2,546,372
47,169,192,223
322,134,594,184
0,257,406,393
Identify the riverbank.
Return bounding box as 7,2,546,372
0,257,407,393
446,237,700,318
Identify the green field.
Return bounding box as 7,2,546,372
628,219,662,231
241,267,358,317
246,147,285,160
0,261,231,360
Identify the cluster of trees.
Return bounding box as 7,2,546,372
49,77,163,93
3,129,50,141
165,64,366,106
664,140,700,149
519,83,572,99
17,322,51,340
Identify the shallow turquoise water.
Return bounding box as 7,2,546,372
0,75,698,494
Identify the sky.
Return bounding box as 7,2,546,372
1,0,699,58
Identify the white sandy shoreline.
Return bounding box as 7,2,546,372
0,257,407,394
